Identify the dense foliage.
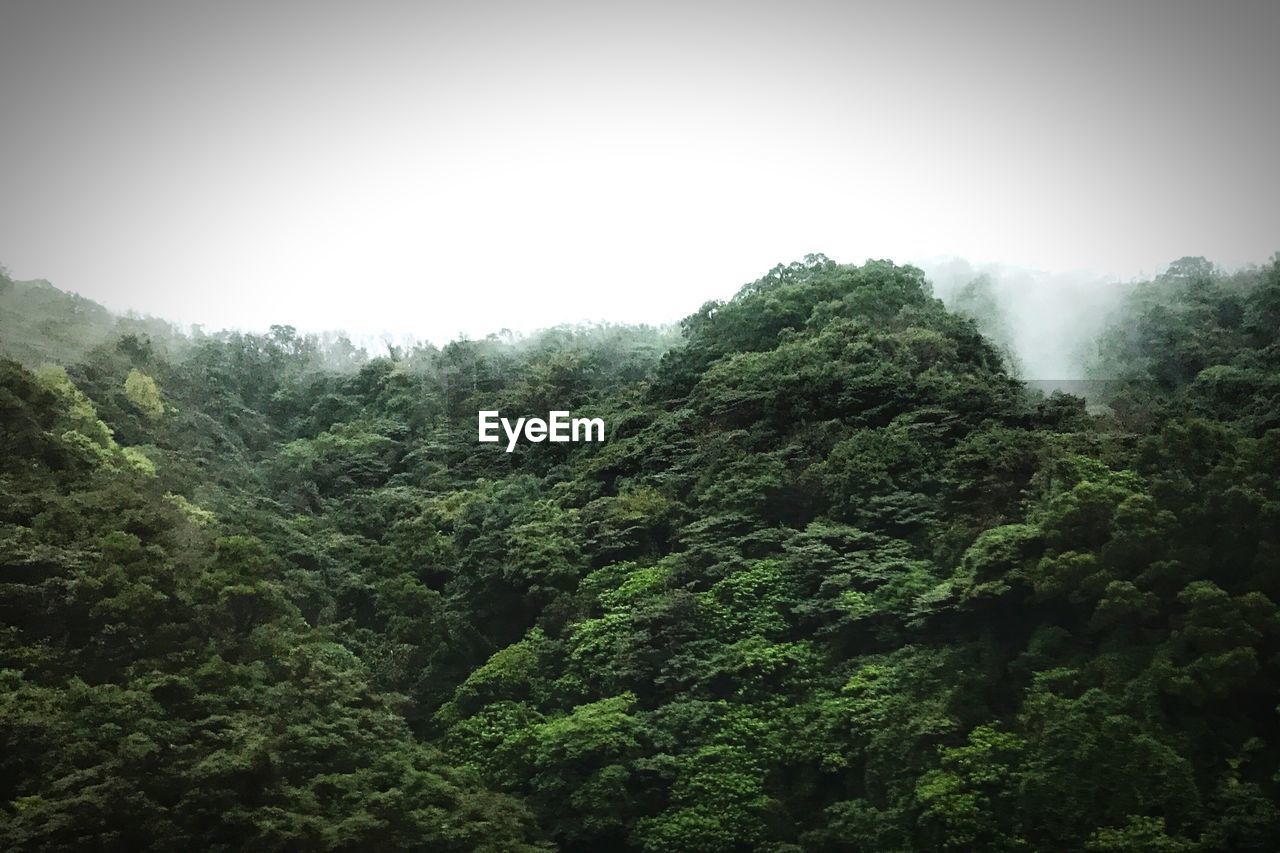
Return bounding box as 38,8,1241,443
2,255,1278,850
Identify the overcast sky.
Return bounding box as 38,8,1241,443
2,0,1277,343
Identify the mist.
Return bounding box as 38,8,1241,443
920,258,1133,381
2,1,1277,341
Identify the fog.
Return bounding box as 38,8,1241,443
2,0,1277,345
920,258,1132,380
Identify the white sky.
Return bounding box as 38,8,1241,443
1,0,1277,343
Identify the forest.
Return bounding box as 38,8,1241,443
2,254,1278,851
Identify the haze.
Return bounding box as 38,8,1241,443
1,0,1277,346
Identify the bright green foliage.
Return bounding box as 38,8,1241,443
124,368,165,418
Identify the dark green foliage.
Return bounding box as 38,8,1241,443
3,255,1280,850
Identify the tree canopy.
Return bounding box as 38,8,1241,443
2,254,1279,850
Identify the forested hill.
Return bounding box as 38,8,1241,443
0,268,183,368
2,255,1279,851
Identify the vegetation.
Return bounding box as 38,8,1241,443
2,254,1278,850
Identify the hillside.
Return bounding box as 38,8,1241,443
2,255,1279,851
0,269,182,368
